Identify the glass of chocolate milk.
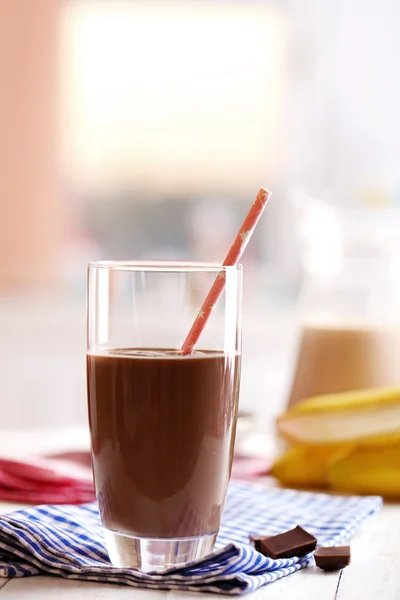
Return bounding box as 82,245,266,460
87,261,242,571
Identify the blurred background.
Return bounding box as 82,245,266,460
1,0,400,434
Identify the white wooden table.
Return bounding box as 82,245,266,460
0,430,398,599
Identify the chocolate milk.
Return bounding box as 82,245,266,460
87,349,240,539
288,324,400,407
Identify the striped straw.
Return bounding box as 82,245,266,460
181,187,272,354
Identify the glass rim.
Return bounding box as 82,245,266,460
88,260,243,273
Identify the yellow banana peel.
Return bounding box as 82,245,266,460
271,444,353,489
277,388,400,445
327,445,400,498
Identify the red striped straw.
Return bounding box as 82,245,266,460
181,187,272,354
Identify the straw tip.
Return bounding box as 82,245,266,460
260,187,272,197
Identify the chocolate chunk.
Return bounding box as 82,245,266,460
259,526,317,559
249,534,270,552
314,546,351,571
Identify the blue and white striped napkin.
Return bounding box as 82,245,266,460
0,483,381,594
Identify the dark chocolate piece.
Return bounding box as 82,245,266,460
314,546,351,571
249,534,270,552
259,526,317,559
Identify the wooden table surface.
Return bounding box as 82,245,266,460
0,432,398,599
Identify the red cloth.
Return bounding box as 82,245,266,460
0,453,95,504
0,452,270,505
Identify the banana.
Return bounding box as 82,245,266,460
327,445,400,498
277,388,400,445
271,444,353,489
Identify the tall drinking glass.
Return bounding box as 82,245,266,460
87,261,242,571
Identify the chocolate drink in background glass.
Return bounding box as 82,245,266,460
86,261,242,571
288,322,400,408
288,194,400,408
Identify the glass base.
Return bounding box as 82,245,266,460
104,528,218,572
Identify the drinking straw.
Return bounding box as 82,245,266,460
181,187,272,354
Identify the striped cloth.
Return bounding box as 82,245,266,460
0,483,381,594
